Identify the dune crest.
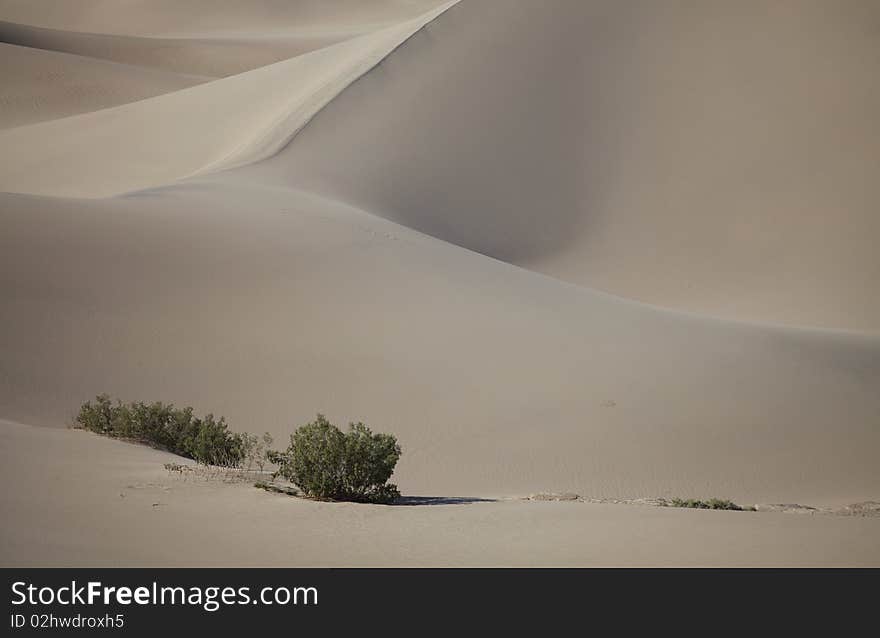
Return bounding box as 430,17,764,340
0,0,452,37
239,0,880,330
0,42,207,129
0,1,457,198
0,19,411,77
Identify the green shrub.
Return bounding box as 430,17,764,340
668,498,752,511
75,394,245,467
270,414,401,504
75,393,118,435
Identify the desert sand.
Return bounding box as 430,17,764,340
3,419,879,567
0,43,207,129
0,0,878,566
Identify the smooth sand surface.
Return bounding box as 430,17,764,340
0,42,206,128
242,0,880,330
0,1,448,76
0,2,456,197
1,0,878,566
0,20,400,78
0,1,449,37
2,184,878,507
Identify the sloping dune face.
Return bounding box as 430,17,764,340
0,20,348,77
244,0,880,330
0,0,879,518
2,186,879,505
0,0,449,36
0,42,207,128
0,0,452,76
0,2,457,197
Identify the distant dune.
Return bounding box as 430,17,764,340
0,19,395,77
245,0,880,330
0,1,448,76
0,3,457,197
0,0,448,37
0,42,207,128
0,0,878,566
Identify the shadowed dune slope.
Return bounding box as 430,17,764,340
237,0,880,330
0,42,207,128
1,185,878,505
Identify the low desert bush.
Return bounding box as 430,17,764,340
668,498,753,511
269,414,401,504
76,394,246,467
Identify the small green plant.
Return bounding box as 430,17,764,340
76,394,246,467
667,498,754,511
269,414,401,504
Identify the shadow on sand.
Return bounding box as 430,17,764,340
392,496,496,506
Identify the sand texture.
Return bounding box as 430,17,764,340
0,0,878,566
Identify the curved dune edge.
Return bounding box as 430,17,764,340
2,184,878,508
0,1,458,199
1,1,878,568
0,42,208,129
0,0,451,38
237,0,880,331
0,19,395,77
185,0,459,181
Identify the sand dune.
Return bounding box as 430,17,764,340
5,1,874,326
0,0,878,566
3,420,877,567
242,0,880,330
0,2,456,197
0,1,451,76
0,42,206,128
0,1,449,37
0,20,382,77
2,184,878,506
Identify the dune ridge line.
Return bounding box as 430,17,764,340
0,1,459,198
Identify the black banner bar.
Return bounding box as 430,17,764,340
3,569,876,633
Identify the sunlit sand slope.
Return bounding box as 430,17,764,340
0,1,449,36
0,1,453,76
0,20,392,77
0,42,206,128
0,2,456,197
